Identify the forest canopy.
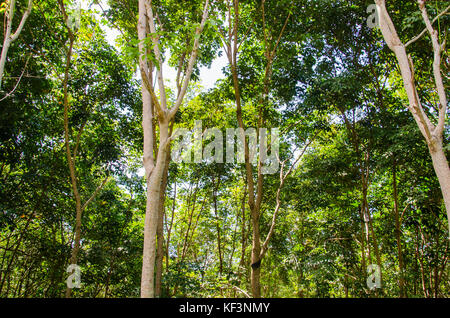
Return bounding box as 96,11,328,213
0,0,449,298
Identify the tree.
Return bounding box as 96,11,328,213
375,0,450,233
0,0,449,299
137,0,211,298
217,0,318,297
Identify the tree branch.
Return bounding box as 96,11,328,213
0,55,30,101
81,175,110,211
405,4,450,48
10,0,33,42
168,0,210,121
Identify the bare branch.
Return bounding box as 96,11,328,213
138,0,165,119
0,55,30,101
168,0,210,120
145,0,168,114
81,175,110,211
418,0,448,137
72,121,87,162
10,0,33,42
405,4,450,48
260,134,316,259
271,12,291,58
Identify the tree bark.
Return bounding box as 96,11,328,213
155,152,170,297
430,142,450,232
222,0,292,297
237,187,247,285
212,175,223,275
141,120,169,298
60,20,79,298
165,181,176,273
375,0,450,234
58,6,109,295
0,0,33,89
250,217,262,297
138,0,209,298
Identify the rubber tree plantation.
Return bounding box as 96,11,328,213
0,0,448,298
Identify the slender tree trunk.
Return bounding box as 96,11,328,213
228,18,264,297
228,214,239,277
154,203,164,297
363,155,383,290
339,108,374,283
250,215,262,298
0,36,12,89
416,226,428,297
62,33,80,299
359,220,367,279
362,183,373,267
392,157,406,297
223,0,289,297
155,153,170,297
58,0,108,298
367,211,383,294
0,0,33,89
165,181,176,274
212,176,223,275
60,17,108,296
154,199,164,295
237,188,247,285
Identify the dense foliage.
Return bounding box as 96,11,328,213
0,0,448,298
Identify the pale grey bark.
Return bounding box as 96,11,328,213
0,0,33,89
375,0,450,234
138,0,210,298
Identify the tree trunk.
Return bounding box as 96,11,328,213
165,181,176,274
154,197,164,298
137,0,209,297
392,157,406,297
362,183,373,267
212,176,223,275
138,0,157,298
416,226,428,297
62,33,80,299
141,120,169,298
376,0,450,234
0,37,12,89
237,188,247,285
250,215,261,298
0,0,33,89
429,142,450,232
155,153,170,297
